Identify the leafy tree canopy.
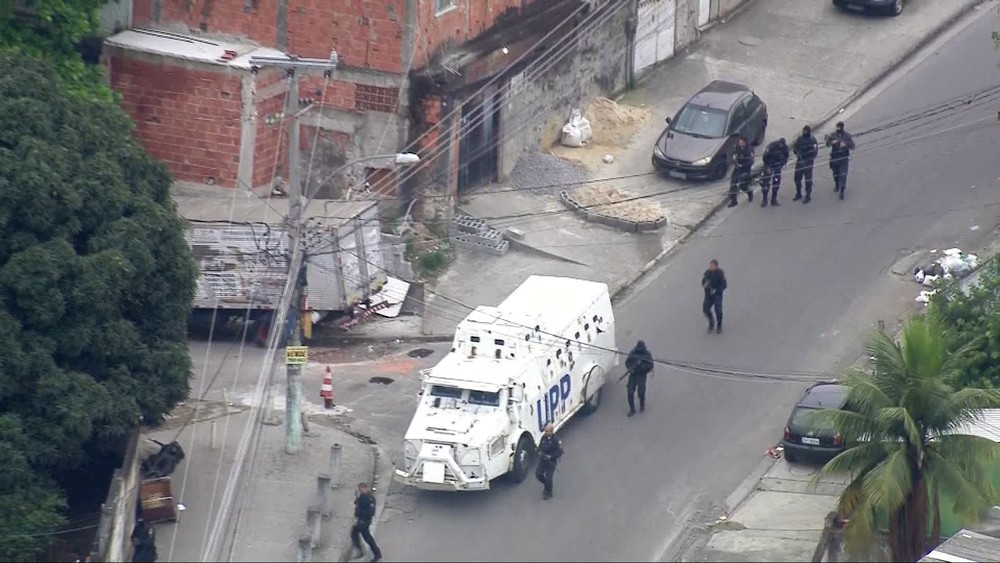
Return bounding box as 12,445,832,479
0,51,196,559
0,0,112,101
930,258,1000,389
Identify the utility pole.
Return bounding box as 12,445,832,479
249,53,338,455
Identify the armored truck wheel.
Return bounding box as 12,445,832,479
581,385,602,415
510,434,535,483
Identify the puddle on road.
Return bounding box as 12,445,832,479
369,377,395,385
407,348,434,358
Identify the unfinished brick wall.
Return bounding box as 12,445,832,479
110,55,243,187
288,0,405,71
132,0,280,46
251,68,288,189
411,0,531,69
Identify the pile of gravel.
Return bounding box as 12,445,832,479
506,151,589,195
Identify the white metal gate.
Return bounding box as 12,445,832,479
634,0,676,75
697,0,711,28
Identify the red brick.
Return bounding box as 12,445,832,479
109,55,244,187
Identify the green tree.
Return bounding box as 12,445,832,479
815,316,1000,562
0,0,111,101
929,258,1000,389
0,51,196,559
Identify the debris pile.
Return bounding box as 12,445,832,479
572,186,664,223
912,248,979,305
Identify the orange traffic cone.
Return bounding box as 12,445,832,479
320,366,334,409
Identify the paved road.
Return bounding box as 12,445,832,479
341,9,1000,562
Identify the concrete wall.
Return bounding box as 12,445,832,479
497,0,632,180
89,431,141,563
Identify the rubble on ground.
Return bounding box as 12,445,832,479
571,185,664,223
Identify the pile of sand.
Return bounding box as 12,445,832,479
549,97,652,171
572,185,663,223
584,97,652,146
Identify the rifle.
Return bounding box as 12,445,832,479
618,368,633,383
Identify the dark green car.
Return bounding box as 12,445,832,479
782,383,850,463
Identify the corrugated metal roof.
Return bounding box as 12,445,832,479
105,28,287,70
921,529,1000,562
950,409,1000,443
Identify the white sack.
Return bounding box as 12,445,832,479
560,122,583,147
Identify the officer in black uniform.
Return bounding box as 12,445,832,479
702,259,728,334
826,121,856,200
625,340,654,417
351,482,383,562
760,137,790,208
792,125,819,203
727,135,754,208
536,423,564,500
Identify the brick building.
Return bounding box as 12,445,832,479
102,0,566,197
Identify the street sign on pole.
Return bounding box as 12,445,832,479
285,346,309,365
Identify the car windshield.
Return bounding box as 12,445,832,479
672,105,728,138
790,407,836,434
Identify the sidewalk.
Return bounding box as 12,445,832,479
670,457,850,562
140,342,379,563
417,0,984,337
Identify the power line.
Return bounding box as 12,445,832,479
298,114,999,259
364,0,632,198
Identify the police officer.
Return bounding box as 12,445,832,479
760,137,789,207
727,135,754,208
625,340,654,417
702,259,727,334
351,482,383,562
825,121,856,200
792,125,819,204
536,423,564,500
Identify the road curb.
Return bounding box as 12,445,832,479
723,452,780,516
339,443,394,562
611,196,728,303
810,0,989,133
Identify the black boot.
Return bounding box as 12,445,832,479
747,189,754,202
761,189,769,208
727,194,738,208
716,318,723,334
793,191,802,201
803,192,811,204
771,190,779,206
707,316,715,333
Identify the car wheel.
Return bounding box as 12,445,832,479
509,434,535,483
784,449,799,463
888,0,903,16
711,159,728,181
581,386,602,415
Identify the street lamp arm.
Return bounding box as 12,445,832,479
309,152,421,200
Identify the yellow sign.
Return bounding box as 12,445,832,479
286,346,308,365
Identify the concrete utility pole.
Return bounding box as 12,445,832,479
249,53,339,455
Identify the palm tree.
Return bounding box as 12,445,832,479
815,315,1000,562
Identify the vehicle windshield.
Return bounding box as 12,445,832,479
429,385,463,399
427,385,501,407
468,390,501,407
672,105,728,138
790,407,836,434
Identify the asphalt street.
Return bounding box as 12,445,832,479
345,10,1000,562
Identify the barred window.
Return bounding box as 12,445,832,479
355,85,399,113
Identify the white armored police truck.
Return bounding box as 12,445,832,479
395,275,619,491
